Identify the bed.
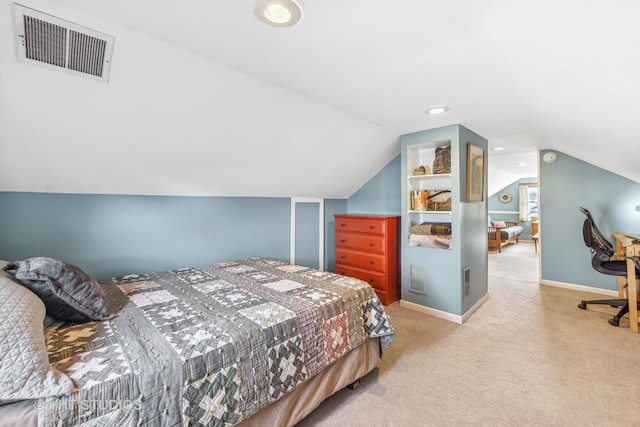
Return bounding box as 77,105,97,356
0,257,395,426
488,218,524,252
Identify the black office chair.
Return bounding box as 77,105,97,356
577,207,640,326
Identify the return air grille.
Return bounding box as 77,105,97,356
409,264,427,295
13,3,114,82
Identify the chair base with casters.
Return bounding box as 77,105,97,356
577,298,640,327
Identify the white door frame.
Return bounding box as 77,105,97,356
290,197,325,270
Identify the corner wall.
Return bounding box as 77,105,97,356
540,150,640,291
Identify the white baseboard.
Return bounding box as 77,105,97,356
400,293,490,324
399,282,618,324
462,293,491,323
540,279,619,297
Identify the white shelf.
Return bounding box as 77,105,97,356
408,173,451,181
409,210,451,215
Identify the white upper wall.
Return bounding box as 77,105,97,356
2,0,640,198
0,0,399,198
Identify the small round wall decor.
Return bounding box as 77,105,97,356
499,192,512,203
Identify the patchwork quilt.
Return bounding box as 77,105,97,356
39,258,395,426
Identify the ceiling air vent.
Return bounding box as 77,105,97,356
12,3,114,82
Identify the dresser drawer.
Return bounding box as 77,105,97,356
335,249,386,272
335,232,386,254
334,264,387,291
335,217,386,235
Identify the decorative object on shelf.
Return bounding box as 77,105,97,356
432,145,451,174
542,151,558,163
413,165,430,175
499,191,512,203
427,189,452,211
466,143,485,202
409,189,452,211
410,190,429,211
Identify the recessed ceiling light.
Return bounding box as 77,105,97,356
491,146,507,151
516,162,526,167
255,0,302,27
425,106,450,115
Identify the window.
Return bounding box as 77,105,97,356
518,183,538,221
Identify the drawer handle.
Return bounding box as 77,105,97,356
340,255,346,259
370,260,375,265
369,243,375,247
369,225,376,230
340,239,346,243
340,223,346,227
369,278,375,283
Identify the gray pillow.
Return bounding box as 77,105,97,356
0,271,74,400
3,257,114,323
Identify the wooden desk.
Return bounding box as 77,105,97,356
614,233,640,332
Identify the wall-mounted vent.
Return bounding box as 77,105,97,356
12,3,114,82
463,266,471,298
409,264,427,295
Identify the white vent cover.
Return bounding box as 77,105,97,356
12,3,114,82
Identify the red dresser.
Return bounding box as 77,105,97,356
334,214,400,305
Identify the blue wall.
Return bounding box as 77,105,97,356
4,149,637,297
348,154,402,215
540,150,640,291
322,154,401,272
0,159,398,281
488,177,537,239
0,192,290,280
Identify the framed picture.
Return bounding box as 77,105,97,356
466,143,485,202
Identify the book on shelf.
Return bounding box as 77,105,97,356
410,189,451,212
410,190,429,211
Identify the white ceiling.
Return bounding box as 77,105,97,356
1,0,639,198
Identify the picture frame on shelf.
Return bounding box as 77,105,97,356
466,143,485,202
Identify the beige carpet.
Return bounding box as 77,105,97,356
297,242,640,426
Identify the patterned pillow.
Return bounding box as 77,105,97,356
0,268,74,400
492,220,507,228
3,257,114,324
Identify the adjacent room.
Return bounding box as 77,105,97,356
2,1,640,426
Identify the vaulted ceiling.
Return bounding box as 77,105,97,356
1,1,638,198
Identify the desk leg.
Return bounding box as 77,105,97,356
618,276,626,298
627,258,638,333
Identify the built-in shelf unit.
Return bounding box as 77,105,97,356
400,124,489,322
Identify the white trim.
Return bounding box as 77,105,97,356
400,300,462,323
400,295,490,324
290,198,324,271
540,279,619,297
461,293,490,323
290,200,296,265
488,210,519,215
318,199,324,271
